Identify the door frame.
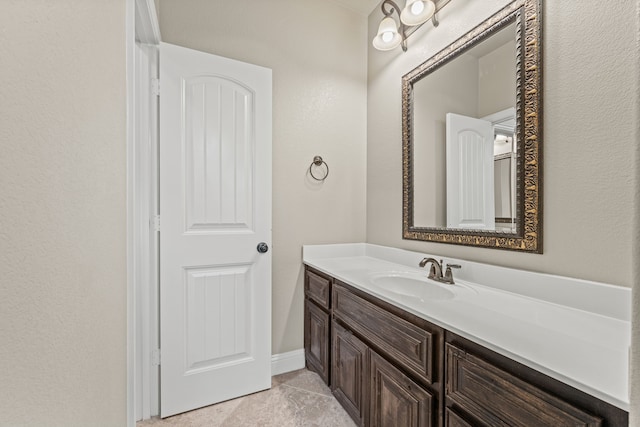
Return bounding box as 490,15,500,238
127,0,161,424
134,42,160,420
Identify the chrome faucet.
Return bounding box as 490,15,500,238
419,258,461,284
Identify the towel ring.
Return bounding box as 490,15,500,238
309,155,329,181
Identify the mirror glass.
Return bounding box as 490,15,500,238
412,23,517,232
402,0,542,252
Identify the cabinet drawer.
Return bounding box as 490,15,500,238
446,343,602,426
305,269,331,310
333,283,437,384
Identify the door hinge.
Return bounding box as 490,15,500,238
151,78,160,96
151,215,160,232
152,349,161,366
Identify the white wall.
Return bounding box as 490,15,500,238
0,1,127,425
157,0,368,355
368,0,636,287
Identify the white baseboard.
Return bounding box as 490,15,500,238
271,349,305,376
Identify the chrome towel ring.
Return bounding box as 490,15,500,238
309,155,329,182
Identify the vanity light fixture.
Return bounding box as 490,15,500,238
372,0,450,52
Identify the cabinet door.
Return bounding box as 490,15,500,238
304,300,330,384
370,351,434,427
332,322,368,426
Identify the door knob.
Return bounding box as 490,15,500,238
257,242,269,253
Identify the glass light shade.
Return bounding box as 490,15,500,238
372,16,402,51
400,0,435,26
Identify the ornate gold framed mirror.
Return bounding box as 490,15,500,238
402,0,542,252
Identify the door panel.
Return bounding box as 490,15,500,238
159,42,272,417
184,76,254,231
184,265,250,372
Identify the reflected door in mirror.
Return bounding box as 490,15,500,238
446,113,495,230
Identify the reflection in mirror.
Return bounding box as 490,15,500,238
490,108,516,231
412,23,516,232
402,0,542,252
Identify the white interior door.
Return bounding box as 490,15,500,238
159,42,272,418
446,113,495,230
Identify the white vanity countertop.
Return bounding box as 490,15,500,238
302,243,631,411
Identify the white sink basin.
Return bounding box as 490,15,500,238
368,272,455,300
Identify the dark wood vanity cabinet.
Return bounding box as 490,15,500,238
303,267,629,427
332,283,441,385
446,343,602,426
445,332,628,427
331,279,443,427
304,268,332,384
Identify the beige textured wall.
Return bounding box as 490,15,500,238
157,0,368,355
368,0,636,288
477,40,516,117
631,2,640,424
0,1,127,426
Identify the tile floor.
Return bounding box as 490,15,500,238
137,369,357,426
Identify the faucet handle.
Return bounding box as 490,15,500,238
443,264,461,284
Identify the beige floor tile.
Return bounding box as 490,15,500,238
272,369,333,397
138,369,356,427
